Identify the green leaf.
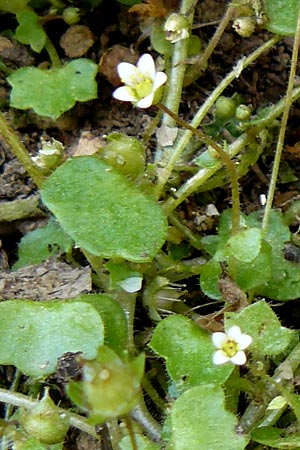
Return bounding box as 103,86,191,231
225,300,293,357
13,218,73,270
105,260,142,292
0,0,30,12
264,0,299,35
149,315,233,390
15,10,46,52
200,258,222,300
228,241,272,291
251,426,300,448
8,59,98,120
78,294,128,357
225,227,262,262
17,437,62,450
120,435,160,449
40,157,167,262
168,385,248,450
0,300,104,377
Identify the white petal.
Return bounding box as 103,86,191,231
227,326,242,341
213,350,230,365
117,63,143,87
238,334,252,350
136,93,154,108
112,86,137,102
153,72,168,91
212,332,227,349
230,351,246,365
137,54,156,80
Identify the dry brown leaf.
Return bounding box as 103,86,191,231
60,25,95,58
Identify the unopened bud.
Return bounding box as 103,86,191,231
164,13,190,43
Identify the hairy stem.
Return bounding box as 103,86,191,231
0,388,98,438
163,83,300,214
0,112,45,188
157,102,241,233
155,35,282,194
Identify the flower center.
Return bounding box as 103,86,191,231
223,339,238,357
135,78,153,99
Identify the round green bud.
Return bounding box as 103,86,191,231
235,104,252,121
164,13,190,43
80,347,145,424
233,16,256,38
100,133,145,178
63,7,80,25
215,96,236,119
20,388,69,445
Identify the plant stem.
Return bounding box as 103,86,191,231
160,0,196,129
163,83,300,214
155,35,282,194
130,396,162,442
45,36,61,68
239,342,300,433
0,388,98,438
0,112,45,188
198,3,235,69
262,4,300,233
157,102,241,232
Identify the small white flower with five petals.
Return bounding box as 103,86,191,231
112,54,167,109
212,326,252,366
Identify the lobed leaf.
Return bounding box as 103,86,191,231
8,59,98,119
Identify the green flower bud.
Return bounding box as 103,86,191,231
233,16,256,37
67,346,145,425
215,96,236,119
235,104,252,121
100,133,145,178
32,138,64,174
19,388,69,445
164,13,190,43
63,7,81,25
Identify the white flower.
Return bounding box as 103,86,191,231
212,325,252,366
112,54,167,109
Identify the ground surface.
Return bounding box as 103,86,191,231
1,0,300,448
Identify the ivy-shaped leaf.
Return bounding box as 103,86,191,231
15,9,46,52
41,157,167,262
8,59,98,119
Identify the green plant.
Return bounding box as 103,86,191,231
1,0,300,449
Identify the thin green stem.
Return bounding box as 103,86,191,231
130,396,162,442
157,102,241,232
45,36,61,68
239,342,300,434
0,112,45,188
198,4,235,69
0,388,98,438
163,83,300,214
155,35,282,194
160,0,196,128
262,5,300,233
